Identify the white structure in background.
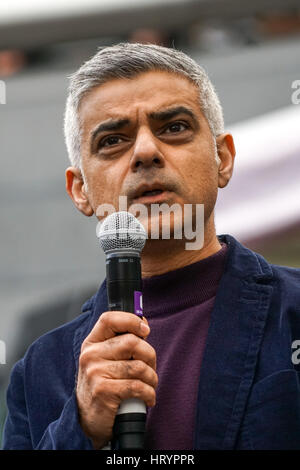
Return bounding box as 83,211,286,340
1,0,299,49
215,105,300,241
0,0,178,23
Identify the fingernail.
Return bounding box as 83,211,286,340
140,322,150,335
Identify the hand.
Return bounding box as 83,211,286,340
76,310,157,449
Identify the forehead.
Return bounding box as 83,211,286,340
78,70,202,124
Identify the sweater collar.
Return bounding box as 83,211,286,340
142,240,228,317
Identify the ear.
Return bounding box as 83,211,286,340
216,133,236,189
65,167,94,216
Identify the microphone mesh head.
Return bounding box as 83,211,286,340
97,211,147,254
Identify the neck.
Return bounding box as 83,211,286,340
141,218,222,278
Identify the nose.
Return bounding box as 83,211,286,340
129,126,165,172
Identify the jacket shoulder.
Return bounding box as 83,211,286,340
270,262,300,280
269,262,300,302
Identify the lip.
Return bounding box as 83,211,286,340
133,190,172,204
133,182,170,198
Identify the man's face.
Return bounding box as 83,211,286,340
71,70,233,237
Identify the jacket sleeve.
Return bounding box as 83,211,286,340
2,358,95,450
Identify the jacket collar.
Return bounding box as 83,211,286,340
218,234,273,282
73,233,274,449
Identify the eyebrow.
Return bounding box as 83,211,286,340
90,105,199,148
149,106,198,124
91,118,130,144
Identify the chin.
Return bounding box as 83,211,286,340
138,212,184,242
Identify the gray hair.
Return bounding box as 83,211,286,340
64,42,224,170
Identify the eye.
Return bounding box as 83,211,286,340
99,135,123,148
164,122,189,134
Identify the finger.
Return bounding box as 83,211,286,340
84,333,157,370
98,378,156,408
91,359,158,389
85,310,150,344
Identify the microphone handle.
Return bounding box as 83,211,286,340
106,253,147,450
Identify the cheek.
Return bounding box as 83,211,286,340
88,164,122,209
82,162,106,207
184,140,216,174
181,146,218,201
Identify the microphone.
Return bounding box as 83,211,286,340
97,211,147,450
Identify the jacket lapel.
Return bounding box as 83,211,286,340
73,279,108,372
194,234,274,449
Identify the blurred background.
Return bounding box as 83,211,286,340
1,0,300,443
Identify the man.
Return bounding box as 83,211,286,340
2,43,300,450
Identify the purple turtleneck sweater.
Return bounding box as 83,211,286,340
142,241,228,450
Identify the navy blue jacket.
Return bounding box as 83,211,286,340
2,234,300,450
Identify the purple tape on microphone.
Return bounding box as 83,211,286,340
134,291,143,317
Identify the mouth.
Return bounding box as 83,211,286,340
132,184,172,204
